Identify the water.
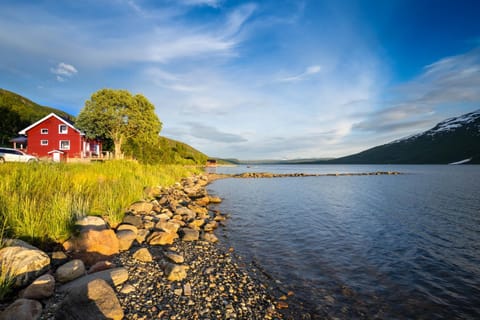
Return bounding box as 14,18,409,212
207,165,480,319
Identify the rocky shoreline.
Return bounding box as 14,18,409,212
0,173,303,320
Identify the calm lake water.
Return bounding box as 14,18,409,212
207,165,480,319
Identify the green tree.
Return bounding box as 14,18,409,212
76,89,162,159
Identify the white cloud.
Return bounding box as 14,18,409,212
178,0,222,8
50,62,78,82
278,64,322,82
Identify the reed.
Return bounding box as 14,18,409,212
0,161,201,246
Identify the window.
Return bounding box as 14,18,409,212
41,140,48,146
41,128,48,134
59,140,70,150
59,124,68,134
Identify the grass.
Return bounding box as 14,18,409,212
0,161,201,247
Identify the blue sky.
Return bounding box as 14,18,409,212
1,0,480,159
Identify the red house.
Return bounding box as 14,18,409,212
18,113,102,162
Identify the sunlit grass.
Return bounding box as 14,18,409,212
0,161,201,247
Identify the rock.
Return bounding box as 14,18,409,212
63,229,119,265
88,261,115,274
156,220,180,234
116,224,138,235
208,196,222,203
144,186,163,199
116,230,137,251
50,251,68,268
143,220,155,230
183,283,192,296
203,221,218,232
155,213,171,220
188,219,205,230
201,232,219,243
0,240,50,287
175,207,196,221
75,216,108,230
56,259,86,283
132,248,153,262
128,201,154,214
20,274,55,300
147,231,178,246
122,214,143,228
55,279,123,320
0,298,42,320
164,264,188,281
120,284,135,294
194,196,210,207
180,228,199,241
164,252,184,264
136,229,150,244
59,267,129,293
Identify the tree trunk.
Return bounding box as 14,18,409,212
113,136,123,159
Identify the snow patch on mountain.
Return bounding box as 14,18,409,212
389,109,480,144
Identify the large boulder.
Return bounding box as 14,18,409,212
59,267,128,293
55,279,123,320
0,298,42,320
156,220,180,234
75,216,108,230
63,229,120,265
0,240,50,287
20,274,55,300
56,259,86,283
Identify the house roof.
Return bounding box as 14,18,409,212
18,113,81,135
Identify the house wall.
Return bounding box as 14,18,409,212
26,116,83,158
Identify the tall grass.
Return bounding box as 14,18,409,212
0,161,200,247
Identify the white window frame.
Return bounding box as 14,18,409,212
59,124,68,134
59,140,70,150
41,140,48,146
41,128,48,134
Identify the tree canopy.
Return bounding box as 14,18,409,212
76,89,162,159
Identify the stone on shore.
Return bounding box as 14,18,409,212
116,230,137,251
20,274,55,300
208,196,222,203
116,224,139,234
164,252,184,264
122,214,144,228
0,240,50,288
136,229,150,244
132,248,153,262
59,267,129,293
88,261,116,274
156,220,180,234
55,279,124,320
63,228,120,265
164,263,188,281
128,201,154,214
75,216,108,230
147,231,179,246
181,228,199,241
56,259,86,283
0,298,42,320
201,232,219,243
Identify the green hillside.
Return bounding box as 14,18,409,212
0,88,74,146
0,89,209,165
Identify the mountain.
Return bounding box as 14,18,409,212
0,88,74,146
331,110,480,164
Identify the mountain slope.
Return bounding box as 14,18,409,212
0,88,74,145
332,110,480,164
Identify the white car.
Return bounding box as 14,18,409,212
0,147,38,163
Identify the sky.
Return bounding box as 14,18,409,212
1,0,480,160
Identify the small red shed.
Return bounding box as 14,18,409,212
18,113,102,161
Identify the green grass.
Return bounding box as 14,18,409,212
0,161,201,247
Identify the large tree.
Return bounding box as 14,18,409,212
76,89,162,159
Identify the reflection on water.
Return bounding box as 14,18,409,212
208,165,480,319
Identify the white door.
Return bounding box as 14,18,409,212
52,153,61,162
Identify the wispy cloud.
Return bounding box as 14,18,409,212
50,62,78,82
178,0,223,8
352,48,480,136
278,65,322,82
